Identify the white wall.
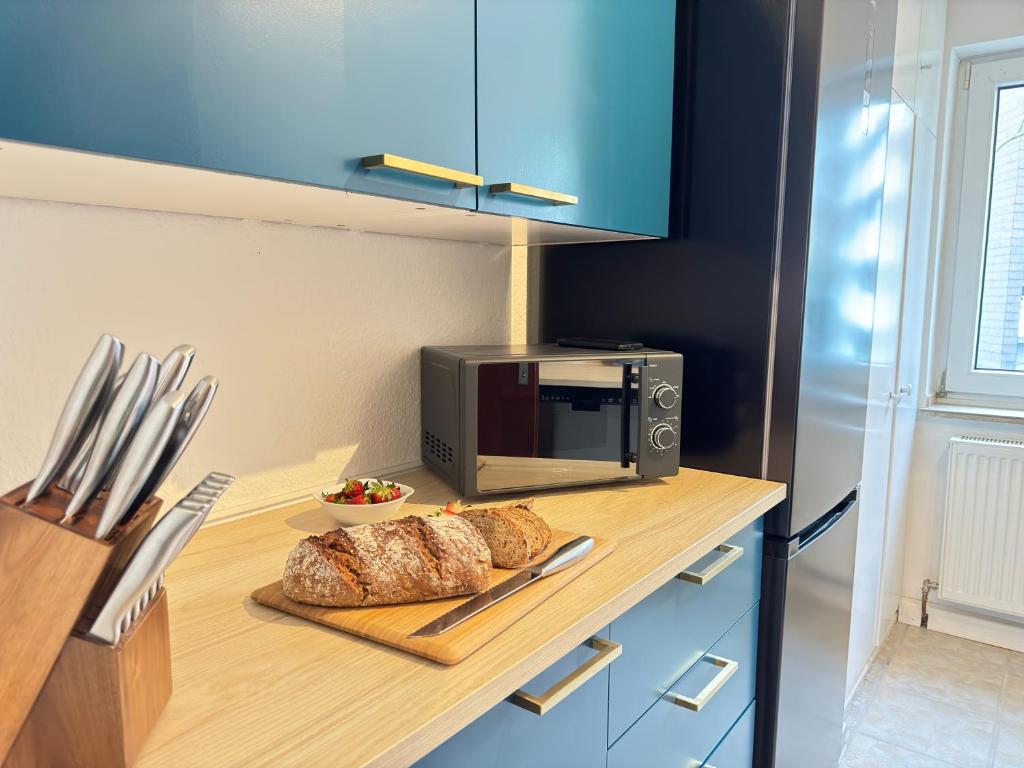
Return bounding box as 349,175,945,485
0,197,511,519
943,0,1024,56
899,0,1024,643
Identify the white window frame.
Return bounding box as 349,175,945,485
941,52,1024,403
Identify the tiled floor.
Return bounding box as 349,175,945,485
841,624,1024,767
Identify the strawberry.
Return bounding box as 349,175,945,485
346,493,369,505
341,479,365,498
366,479,400,504
391,487,402,499
442,500,464,515
430,500,466,517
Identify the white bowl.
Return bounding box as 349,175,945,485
315,479,415,526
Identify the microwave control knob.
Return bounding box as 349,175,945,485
652,383,679,410
650,423,677,451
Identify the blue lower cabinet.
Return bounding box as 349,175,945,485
414,630,618,768
607,605,760,768
475,0,676,235
0,1,478,209
703,701,756,768
608,520,763,742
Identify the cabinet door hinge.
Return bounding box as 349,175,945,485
962,62,973,90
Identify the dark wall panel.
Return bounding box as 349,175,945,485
539,0,792,479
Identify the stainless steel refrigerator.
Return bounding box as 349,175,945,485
538,0,896,765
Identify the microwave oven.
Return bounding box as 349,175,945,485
421,344,682,496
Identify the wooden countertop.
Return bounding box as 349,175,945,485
135,468,785,768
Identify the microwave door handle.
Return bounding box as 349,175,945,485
620,364,632,468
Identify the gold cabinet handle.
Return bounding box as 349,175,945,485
668,654,739,712
361,153,483,188
489,182,578,206
677,544,744,586
509,637,621,716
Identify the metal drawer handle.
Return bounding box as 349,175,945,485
489,182,578,206
509,637,621,716
668,654,739,712
677,544,744,586
361,153,483,188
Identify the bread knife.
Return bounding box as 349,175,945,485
93,390,187,540
135,376,219,503
86,473,232,645
61,353,160,524
24,334,123,504
408,536,595,638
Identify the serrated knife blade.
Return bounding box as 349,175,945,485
408,536,594,638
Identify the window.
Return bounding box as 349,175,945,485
945,53,1024,401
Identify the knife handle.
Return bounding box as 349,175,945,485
530,536,595,578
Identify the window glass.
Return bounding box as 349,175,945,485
975,85,1024,372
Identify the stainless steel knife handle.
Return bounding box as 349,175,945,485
94,390,187,540
154,345,196,401
117,472,233,638
62,353,159,523
137,376,219,501
25,334,123,503
528,536,595,578
58,372,127,493
101,344,192,491
87,473,234,645
86,508,199,645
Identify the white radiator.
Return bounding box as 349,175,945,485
939,436,1024,619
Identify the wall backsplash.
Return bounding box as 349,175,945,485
0,197,512,519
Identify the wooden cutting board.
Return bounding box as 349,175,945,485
250,528,614,665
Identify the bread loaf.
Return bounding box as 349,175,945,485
282,515,491,607
458,499,552,568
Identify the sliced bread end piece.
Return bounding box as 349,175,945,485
457,508,531,568
503,500,552,558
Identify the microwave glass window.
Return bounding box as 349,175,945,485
476,360,640,492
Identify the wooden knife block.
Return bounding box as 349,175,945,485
5,589,173,768
0,481,161,761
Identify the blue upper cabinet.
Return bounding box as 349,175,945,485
189,1,478,208
0,1,478,209
0,3,200,168
475,0,676,236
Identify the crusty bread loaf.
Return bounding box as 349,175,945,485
456,507,531,567
457,499,551,568
282,515,491,607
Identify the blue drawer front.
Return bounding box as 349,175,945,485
414,630,612,768
0,1,478,209
703,701,755,768
608,605,759,768
608,519,762,742
475,0,675,235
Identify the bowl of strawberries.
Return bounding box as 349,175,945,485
316,477,414,526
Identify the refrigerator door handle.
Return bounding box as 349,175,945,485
793,495,858,557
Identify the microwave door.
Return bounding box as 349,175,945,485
475,360,640,493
